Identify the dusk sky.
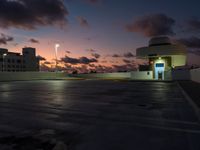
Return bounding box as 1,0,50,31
0,0,200,72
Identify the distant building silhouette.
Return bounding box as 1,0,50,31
0,47,39,72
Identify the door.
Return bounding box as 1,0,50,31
155,63,165,80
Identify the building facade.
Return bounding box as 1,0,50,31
136,37,187,80
0,47,39,72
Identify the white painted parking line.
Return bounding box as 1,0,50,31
176,81,200,122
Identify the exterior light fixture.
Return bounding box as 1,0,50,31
55,44,60,72
55,44,60,58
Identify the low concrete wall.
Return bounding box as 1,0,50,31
0,72,68,81
72,72,154,80
71,72,131,79
172,70,191,80
0,69,198,82
164,71,172,80
131,71,153,80
190,68,200,83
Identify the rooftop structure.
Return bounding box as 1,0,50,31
136,37,187,80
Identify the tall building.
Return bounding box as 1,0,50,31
136,37,187,80
0,47,39,72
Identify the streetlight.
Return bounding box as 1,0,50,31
2,53,7,72
55,43,60,72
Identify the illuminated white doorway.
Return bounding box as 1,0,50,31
155,63,165,80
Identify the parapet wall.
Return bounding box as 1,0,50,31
0,72,68,81
171,68,200,83
71,72,131,79
190,68,200,83
131,71,153,80
71,71,154,80
0,69,199,82
172,70,191,80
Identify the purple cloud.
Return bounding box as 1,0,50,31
77,16,90,28
0,0,68,30
29,38,39,44
61,56,98,64
0,33,14,45
126,14,175,37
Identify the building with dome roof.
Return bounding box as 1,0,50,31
136,37,187,80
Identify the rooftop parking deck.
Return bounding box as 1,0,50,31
0,80,200,150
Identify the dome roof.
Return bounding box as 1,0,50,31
149,37,171,46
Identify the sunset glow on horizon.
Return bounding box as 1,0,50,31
0,0,199,72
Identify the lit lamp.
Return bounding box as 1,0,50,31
55,44,60,72
2,53,7,72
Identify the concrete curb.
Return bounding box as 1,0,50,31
176,81,200,122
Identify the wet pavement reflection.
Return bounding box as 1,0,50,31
0,80,200,150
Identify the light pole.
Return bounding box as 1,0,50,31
2,53,7,72
55,43,60,72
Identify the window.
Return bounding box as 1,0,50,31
156,63,164,67
17,59,21,63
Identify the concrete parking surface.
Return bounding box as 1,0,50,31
0,80,200,150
